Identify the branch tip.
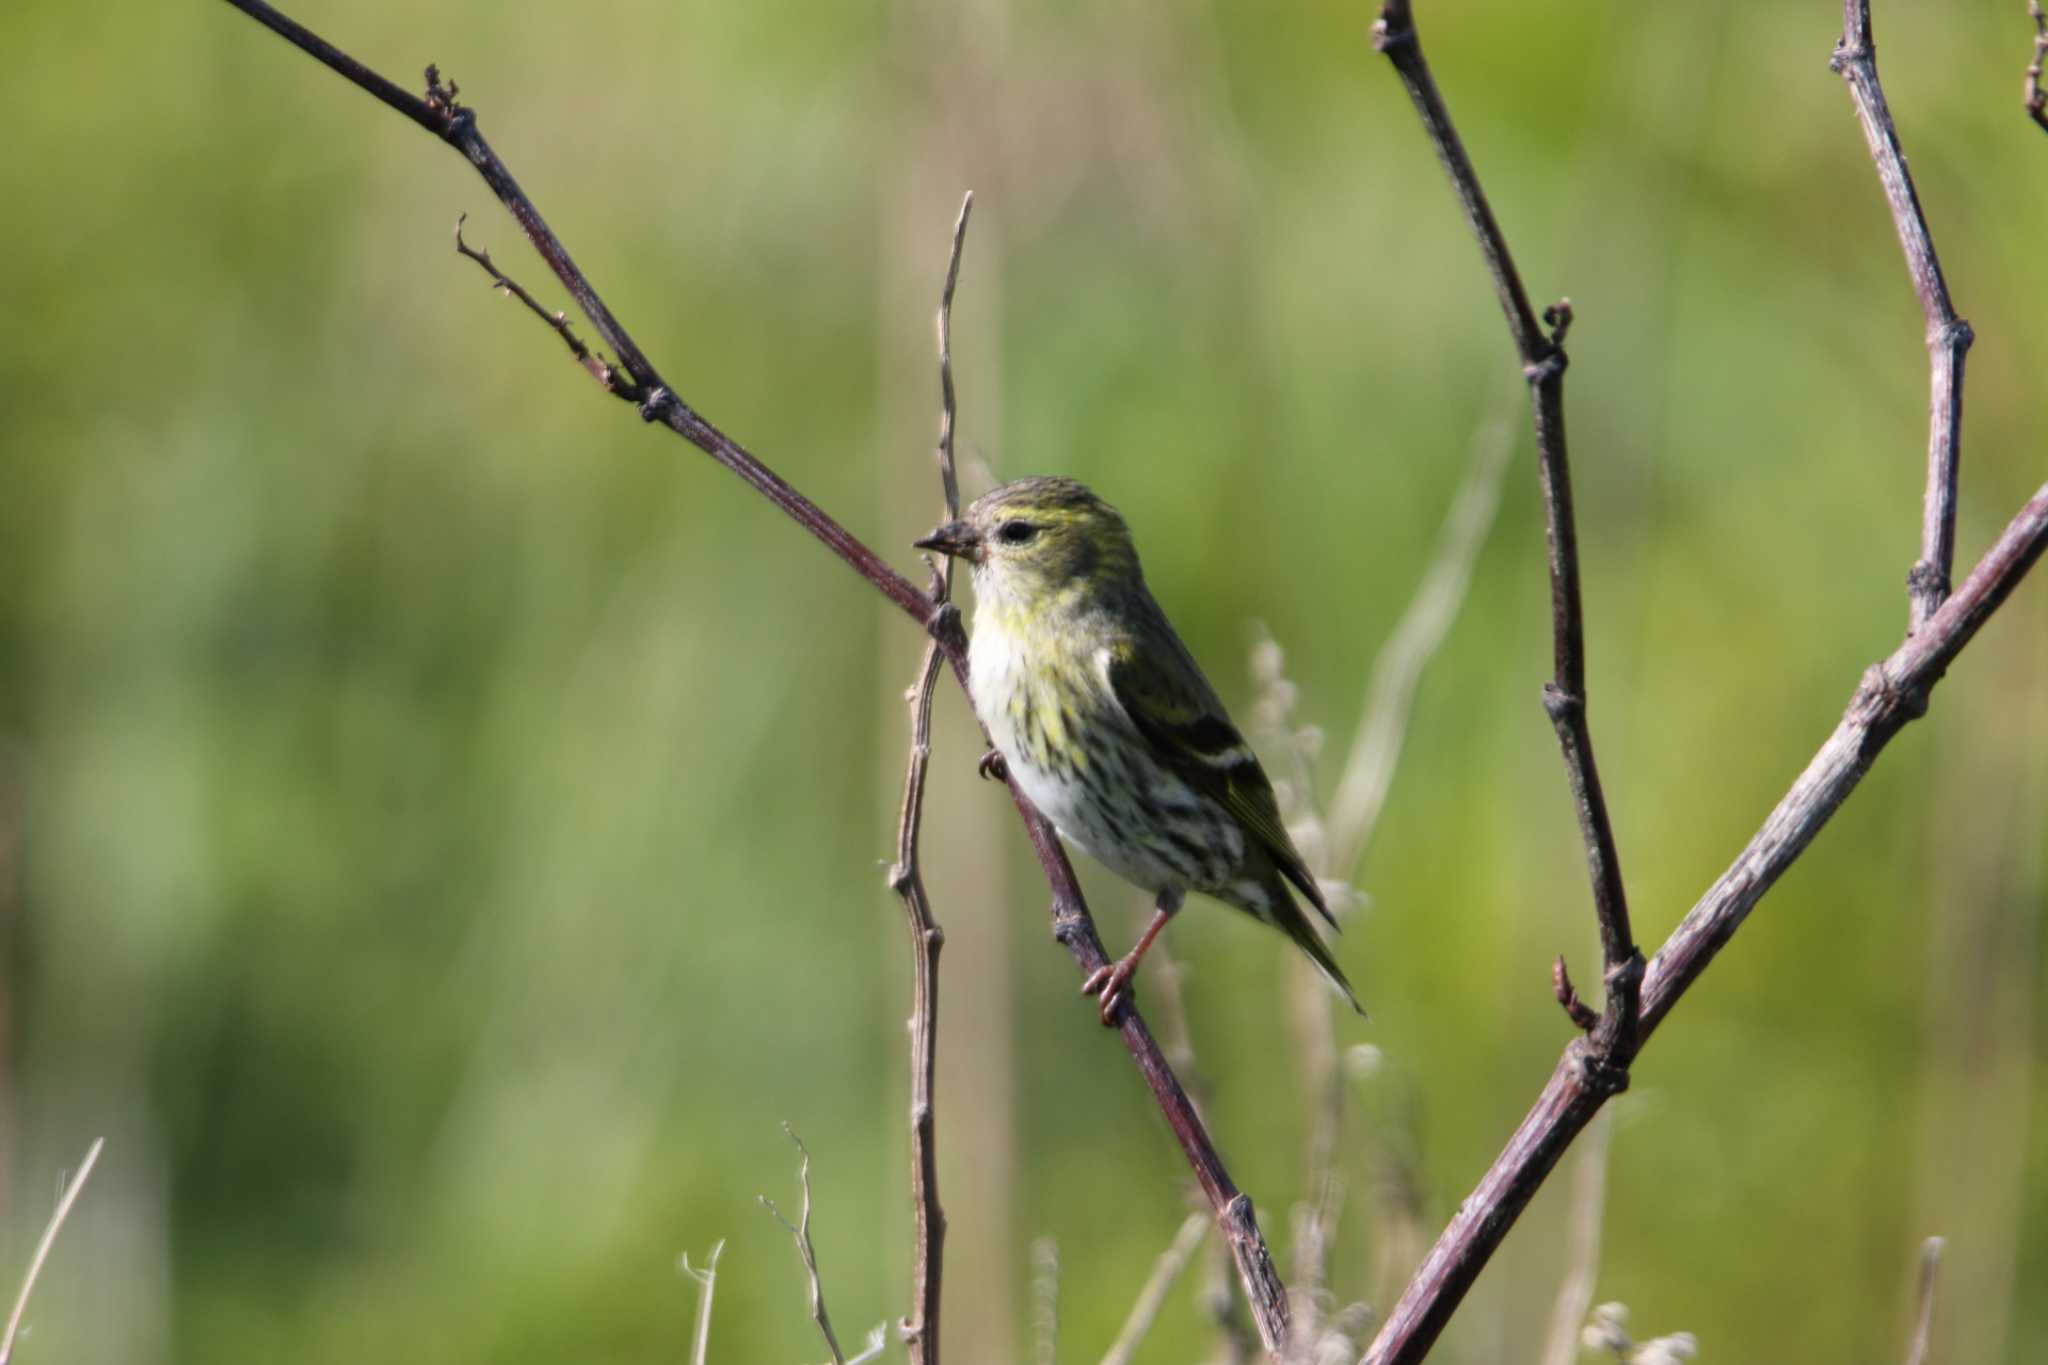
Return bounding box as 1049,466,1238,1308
1552,956,1599,1033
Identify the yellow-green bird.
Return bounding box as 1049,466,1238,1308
916,477,1362,1025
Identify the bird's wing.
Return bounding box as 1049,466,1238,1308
1104,633,1336,929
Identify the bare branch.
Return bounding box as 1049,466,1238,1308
1551,955,1600,1034
679,1241,726,1365
452,214,632,398
761,1127,850,1365
1371,0,1643,1075
218,3,1293,1335
887,191,974,1365
1366,485,2048,1364
1032,1238,1061,1365
1833,1,1974,629
0,1138,105,1365
1100,1212,1210,1365
1903,1236,1943,1365
2027,2,2048,132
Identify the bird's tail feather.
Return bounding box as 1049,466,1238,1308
1269,878,1366,1018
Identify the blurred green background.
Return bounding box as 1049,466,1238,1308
2,1,2045,1361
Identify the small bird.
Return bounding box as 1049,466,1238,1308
915,476,1362,1025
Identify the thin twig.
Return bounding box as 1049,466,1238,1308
1903,1236,1943,1365
2027,2,2048,133
1032,1238,1061,1365
453,214,630,397
1537,1110,1614,1365
1365,486,2048,1364
761,1126,849,1365
1833,0,1974,630
1371,0,1643,1073
680,1241,726,1365
0,1138,104,1365
1100,1212,1210,1365
217,4,1293,1339
886,190,974,1365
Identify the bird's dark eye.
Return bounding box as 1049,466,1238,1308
997,519,1038,545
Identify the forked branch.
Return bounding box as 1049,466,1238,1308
1363,2,2048,1358
1833,0,1973,630
1371,0,1642,1070
218,0,1291,1351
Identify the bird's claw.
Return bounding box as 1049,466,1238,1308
1081,960,1135,1027
977,747,1008,782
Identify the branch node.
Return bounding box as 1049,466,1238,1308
1568,1037,1631,1099
1369,8,1415,55
1543,298,1574,348
886,861,913,895
1540,682,1583,725
638,386,672,423
1853,660,1928,723
1521,346,1567,387
925,601,963,647
1552,955,1599,1033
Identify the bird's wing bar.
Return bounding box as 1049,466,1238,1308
1105,647,1336,929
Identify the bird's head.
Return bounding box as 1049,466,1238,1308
915,476,1141,611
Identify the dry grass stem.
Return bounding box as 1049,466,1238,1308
1538,1108,1615,1365
1325,412,1515,874
1032,1238,1061,1365
1099,1212,1210,1365
0,1137,105,1365
760,1126,851,1365
680,1240,726,1365
1903,1236,1943,1365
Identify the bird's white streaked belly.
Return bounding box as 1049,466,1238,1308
970,617,1243,892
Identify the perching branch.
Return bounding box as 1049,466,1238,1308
1362,2,2048,1359
1371,1,1643,1072
0,1138,105,1365
761,1127,854,1365
216,2,1295,1346
1833,0,1974,630
885,191,974,1365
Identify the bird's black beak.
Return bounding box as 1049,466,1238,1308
914,520,982,562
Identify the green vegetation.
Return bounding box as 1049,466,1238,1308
1,2,2044,1361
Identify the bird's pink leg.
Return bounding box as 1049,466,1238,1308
1082,888,1183,1027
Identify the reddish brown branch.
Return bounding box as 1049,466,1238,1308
1370,0,1641,1069
1368,487,2047,1364
219,1,1292,1349
1833,0,1974,630
1364,2,2048,1359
